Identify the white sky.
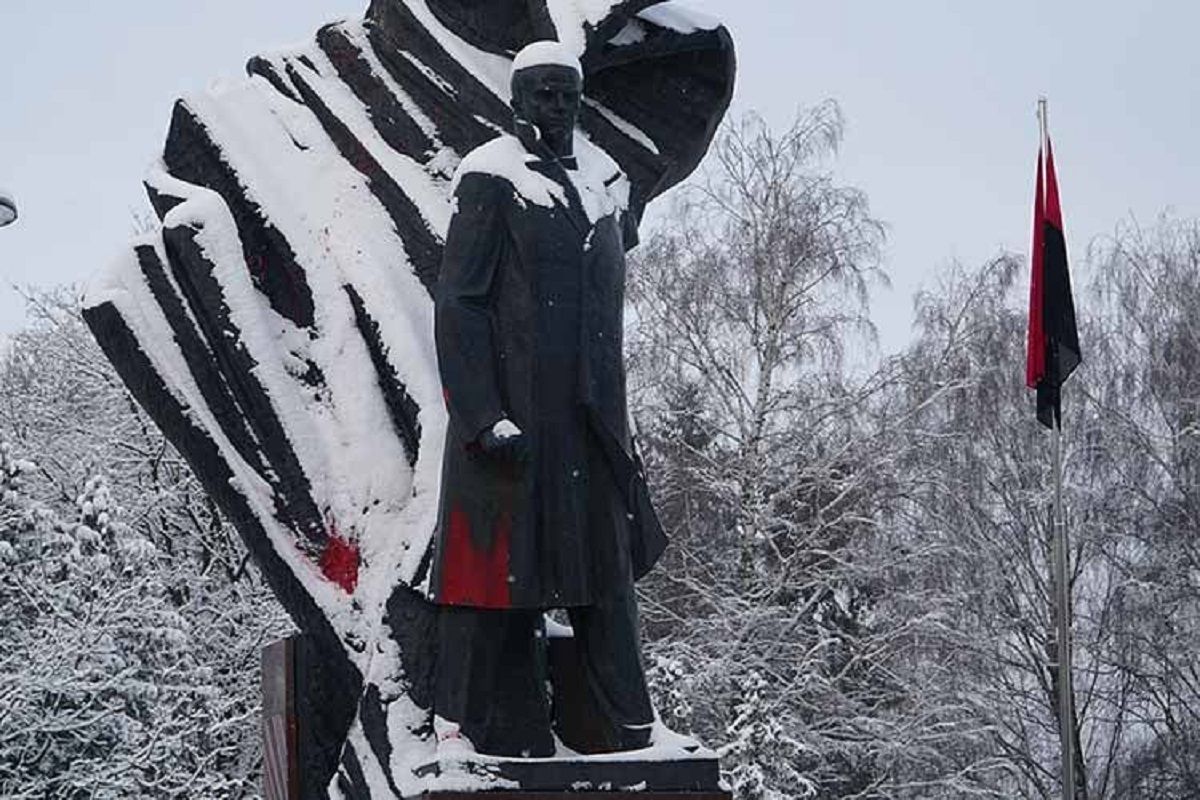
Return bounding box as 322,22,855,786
1,1,1197,350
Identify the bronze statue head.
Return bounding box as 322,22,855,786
510,42,583,159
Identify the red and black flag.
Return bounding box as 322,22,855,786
1026,138,1081,429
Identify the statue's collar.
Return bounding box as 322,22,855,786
515,124,579,171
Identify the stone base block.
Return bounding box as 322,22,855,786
416,753,725,797
424,793,730,799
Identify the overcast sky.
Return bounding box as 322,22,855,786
1,1,1197,349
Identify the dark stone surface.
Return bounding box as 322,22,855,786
317,25,435,165
382,587,440,709
548,635,609,755
583,25,736,202
132,242,268,478
344,284,423,466
248,55,304,103
162,102,317,328
417,754,723,794
335,742,370,800
364,1,507,155
160,222,328,549
423,794,730,800
295,636,364,799
143,181,186,218
284,59,443,293
424,0,546,55
435,608,557,758
264,635,384,800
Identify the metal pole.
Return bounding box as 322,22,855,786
1040,96,1076,800
1052,418,1075,800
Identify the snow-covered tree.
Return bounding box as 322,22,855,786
629,106,998,799
884,220,1200,798
1083,218,1200,797
0,292,290,798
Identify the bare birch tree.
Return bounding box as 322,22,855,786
629,105,999,799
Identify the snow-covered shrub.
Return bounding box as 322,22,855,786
0,293,291,798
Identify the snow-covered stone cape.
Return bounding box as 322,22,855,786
82,1,733,796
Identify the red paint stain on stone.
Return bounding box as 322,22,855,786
320,531,360,594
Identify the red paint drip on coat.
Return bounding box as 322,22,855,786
440,507,512,608
320,533,360,594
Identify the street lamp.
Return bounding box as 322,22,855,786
0,189,16,227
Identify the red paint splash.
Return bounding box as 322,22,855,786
440,507,511,608
320,532,360,594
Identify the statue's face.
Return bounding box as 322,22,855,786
511,65,583,141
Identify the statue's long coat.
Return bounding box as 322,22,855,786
432,133,666,609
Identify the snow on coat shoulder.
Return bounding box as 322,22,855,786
450,133,629,225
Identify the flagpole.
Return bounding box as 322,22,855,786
1052,399,1076,800
1040,97,1077,800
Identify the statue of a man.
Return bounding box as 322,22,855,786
431,40,668,759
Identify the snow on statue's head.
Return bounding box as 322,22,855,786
510,41,583,157
510,40,582,85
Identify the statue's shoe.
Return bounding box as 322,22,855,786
608,719,704,753
433,714,483,764
613,721,654,751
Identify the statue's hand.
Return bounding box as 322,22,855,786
478,419,529,465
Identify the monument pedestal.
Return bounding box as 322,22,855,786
424,793,730,799
262,636,356,800
416,632,727,796
417,750,726,796
264,632,730,800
